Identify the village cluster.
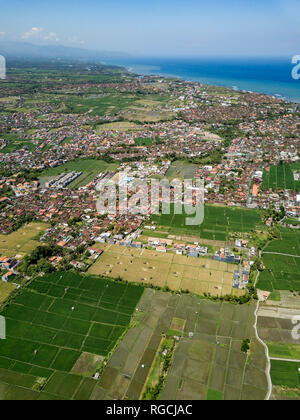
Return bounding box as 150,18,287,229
0,68,299,293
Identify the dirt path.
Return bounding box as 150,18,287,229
254,271,273,400
263,252,300,258
270,357,300,363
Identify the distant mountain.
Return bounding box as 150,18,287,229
0,41,130,62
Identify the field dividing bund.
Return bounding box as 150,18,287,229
257,227,300,292
150,204,262,242
89,243,244,297
264,227,300,256
0,271,144,400
92,290,269,400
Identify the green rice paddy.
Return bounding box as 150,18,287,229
257,228,300,292
0,271,144,400
262,163,300,192
151,204,262,241
270,360,300,389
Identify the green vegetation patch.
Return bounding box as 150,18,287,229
60,94,138,117
257,228,300,292
267,343,300,360
258,254,300,292
207,388,223,400
151,204,262,241
264,227,300,256
262,163,300,192
39,158,119,188
134,138,153,146
270,360,300,388
0,271,144,400
0,133,35,154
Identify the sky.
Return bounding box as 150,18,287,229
0,0,299,57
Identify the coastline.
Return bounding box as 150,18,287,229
104,58,300,104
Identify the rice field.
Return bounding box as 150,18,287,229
257,312,300,400
262,163,300,192
88,243,243,297
257,255,300,292
96,121,140,132
257,228,300,292
257,254,300,292
0,222,50,258
0,282,17,304
166,161,199,180
257,314,299,345
150,204,262,241
264,227,300,256
267,343,300,360
93,290,268,400
0,271,144,400
270,360,300,388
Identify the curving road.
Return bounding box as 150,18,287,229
253,271,273,400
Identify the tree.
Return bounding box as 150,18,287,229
241,339,250,353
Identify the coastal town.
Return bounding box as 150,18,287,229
1,0,300,403
0,61,299,401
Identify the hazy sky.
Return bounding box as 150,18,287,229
0,0,299,56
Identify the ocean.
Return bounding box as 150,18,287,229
104,57,300,103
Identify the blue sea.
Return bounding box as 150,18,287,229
105,57,300,103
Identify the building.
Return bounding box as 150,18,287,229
2,272,15,282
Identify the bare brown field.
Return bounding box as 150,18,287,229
72,352,104,377
139,232,233,249
171,317,186,332
89,243,243,297
96,121,140,132
0,222,50,258
0,281,17,304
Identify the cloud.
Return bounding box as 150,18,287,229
0,32,5,37
21,27,81,46
22,27,43,40
22,27,60,43
44,32,60,42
